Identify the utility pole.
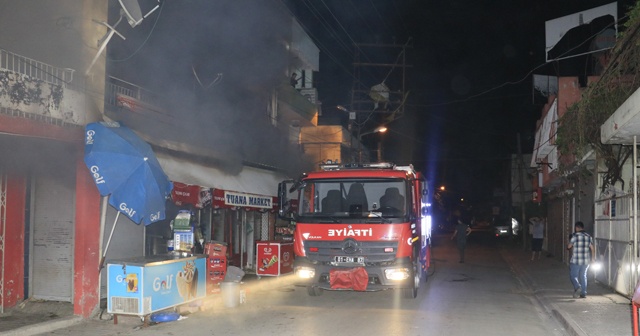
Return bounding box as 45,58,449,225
350,42,412,117
349,40,412,162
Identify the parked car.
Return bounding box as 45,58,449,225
470,218,492,233
492,217,519,237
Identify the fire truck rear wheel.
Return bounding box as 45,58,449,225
307,286,324,296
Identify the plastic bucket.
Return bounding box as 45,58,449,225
220,281,240,308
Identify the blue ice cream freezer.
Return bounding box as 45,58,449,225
107,254,206,317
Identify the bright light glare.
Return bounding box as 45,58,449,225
422,215,432,239
624,262,637,273
385,268,410,280
296,267,315,279
591,262,602,272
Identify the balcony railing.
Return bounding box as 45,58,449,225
0,49,74,85
106,76,158,108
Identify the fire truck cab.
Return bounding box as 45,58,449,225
278,162,431,299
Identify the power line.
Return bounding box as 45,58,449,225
301,0,354,60
366,0,392,33
441,14,625,109
108,1,165,63
278,0,383,92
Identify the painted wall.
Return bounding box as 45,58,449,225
2,174,26,308
74,150,102,317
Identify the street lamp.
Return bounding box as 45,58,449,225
358,126,387,140
337,105,356,126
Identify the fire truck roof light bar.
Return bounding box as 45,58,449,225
320,162,396,171
395,164,416,174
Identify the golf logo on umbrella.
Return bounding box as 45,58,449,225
89,165,106,185
119,202,136,218
86,129,95,144
150,211,161,222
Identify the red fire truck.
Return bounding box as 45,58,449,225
278,162,431,298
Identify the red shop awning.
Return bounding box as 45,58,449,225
171,182,212,209
212,189,277,212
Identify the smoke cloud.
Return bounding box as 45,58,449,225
107,0,315,177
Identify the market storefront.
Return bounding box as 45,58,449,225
154,152,286,273
211,189,276,270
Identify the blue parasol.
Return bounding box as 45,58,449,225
84,121,173,269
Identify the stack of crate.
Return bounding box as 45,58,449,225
204,241,228,295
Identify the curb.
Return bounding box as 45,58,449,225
532,292,586,336
0,316,83,336
550,306,587,336
502,250,585,336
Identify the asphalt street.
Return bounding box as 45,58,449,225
0,232,633,336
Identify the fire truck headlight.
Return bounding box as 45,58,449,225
385,268,410,280
296,266,315,279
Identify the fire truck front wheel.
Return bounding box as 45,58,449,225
307,285,324,296
403,262,420,299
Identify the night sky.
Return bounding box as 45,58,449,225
288,0,634,204
107,0,635,206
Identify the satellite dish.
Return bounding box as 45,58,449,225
118,0,160,28
119,0,143,27
86,0,159,74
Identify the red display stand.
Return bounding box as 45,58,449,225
205,241,228,295
633,278,640,335
256,241,294,276
634,303,639,336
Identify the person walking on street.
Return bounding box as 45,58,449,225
567,221,595,298
451,211,471,263
530,217,545,261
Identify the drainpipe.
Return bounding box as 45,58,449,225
634,136,638,287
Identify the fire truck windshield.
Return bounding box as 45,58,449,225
298,179,408,220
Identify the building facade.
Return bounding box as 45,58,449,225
0,1,107,316
531,0,640,297
0,0,322,318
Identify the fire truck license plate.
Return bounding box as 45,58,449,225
334,256,364,263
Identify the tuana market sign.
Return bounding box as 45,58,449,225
224,191,272,209
211,189,277,211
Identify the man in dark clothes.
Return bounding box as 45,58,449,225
451,211,471,263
